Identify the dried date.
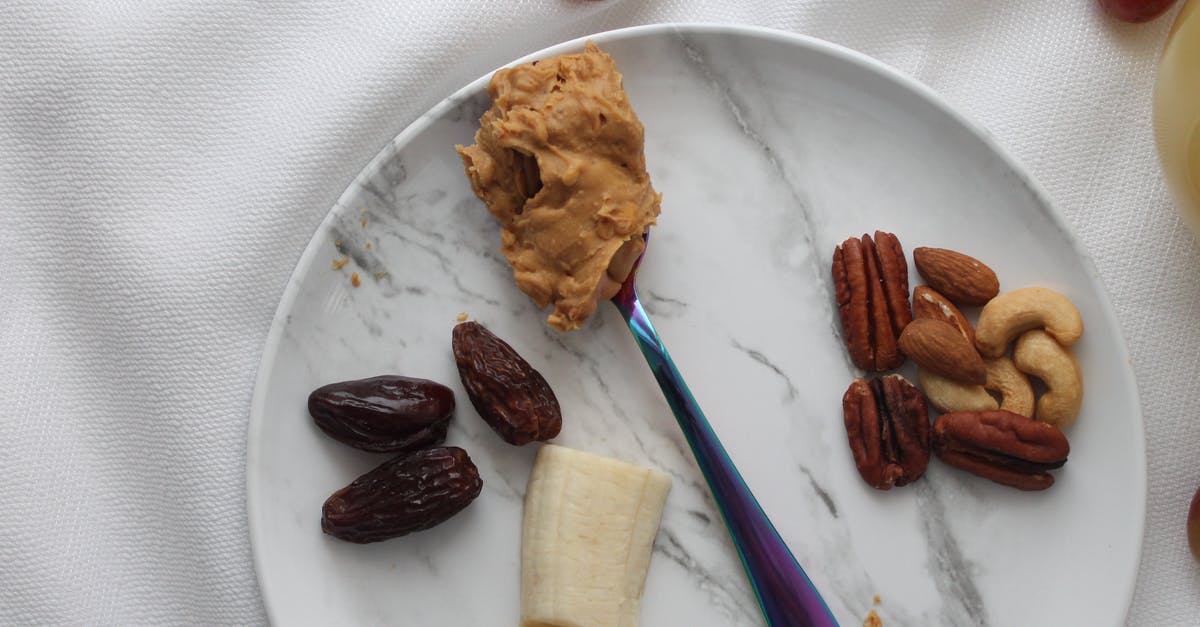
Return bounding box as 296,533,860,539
308,375,454,453
321,446,483,543
452,321,562,445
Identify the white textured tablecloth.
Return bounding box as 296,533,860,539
1,1,1196,624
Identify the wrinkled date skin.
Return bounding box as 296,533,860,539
322,446,483,543
308,375,455,453
842,375,930,490
452,321,562,445
933,410,1070,491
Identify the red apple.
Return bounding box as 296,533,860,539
1190,485,1200,561
1099,0,1180,22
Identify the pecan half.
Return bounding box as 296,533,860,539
833,231,912,371
933,410,1069,491
842,375,930,490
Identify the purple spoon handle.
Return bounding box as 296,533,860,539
612,281,839,627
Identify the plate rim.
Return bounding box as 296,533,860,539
245,22,1147,624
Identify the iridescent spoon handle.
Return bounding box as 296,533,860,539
612,277,839,627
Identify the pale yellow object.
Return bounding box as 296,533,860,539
1154,0,1200,236
974,287,1083,357
1013,330,1083,428
521,444,672,627
984,357,1035,418
919,368,998,413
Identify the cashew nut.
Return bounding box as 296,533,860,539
974,287,1084,357
919,367,998,413
1013,329,1083,427
984,357,1035,418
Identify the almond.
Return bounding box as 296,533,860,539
912,285,975,346
912,247,999,306
898,318,986,385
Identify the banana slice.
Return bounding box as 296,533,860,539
521,444,672,627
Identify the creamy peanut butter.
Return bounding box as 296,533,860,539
457,42,661,331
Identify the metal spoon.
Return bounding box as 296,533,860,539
610,235,840,627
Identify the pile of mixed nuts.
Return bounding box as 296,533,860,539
833,231,1084,491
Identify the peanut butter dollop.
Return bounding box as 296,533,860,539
456,42,661,331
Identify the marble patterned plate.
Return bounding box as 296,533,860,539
247,24,1145,626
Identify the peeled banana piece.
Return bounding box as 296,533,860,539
521,444,672,627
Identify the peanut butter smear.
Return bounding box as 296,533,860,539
456,42,661,331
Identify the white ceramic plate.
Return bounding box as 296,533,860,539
247,24,1145,626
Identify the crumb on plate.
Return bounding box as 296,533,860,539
332,257,350,270
351,272,361,287
863,595,882,627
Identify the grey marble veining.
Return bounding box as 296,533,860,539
248,26,1144,627
915,481,988,626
